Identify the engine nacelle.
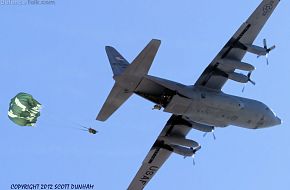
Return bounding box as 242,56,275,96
219,59,255,71
159,136,199,148
227,72,249,83
174,123,214,133
244,44,268,56
170,144,201,157
234,40,268,56
188,122,214,132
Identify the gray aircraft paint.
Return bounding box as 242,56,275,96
96,1,282,189
136,75,281,129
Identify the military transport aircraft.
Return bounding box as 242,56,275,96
97,0,281,189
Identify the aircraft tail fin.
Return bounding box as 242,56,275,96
123,39,161,77
105,46,129,77
97,39,161,121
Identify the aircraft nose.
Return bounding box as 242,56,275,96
274,116,282,125
262,115,282,128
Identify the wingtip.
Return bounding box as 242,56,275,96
105,46,114,51
151,39,161,44
96,115,106,122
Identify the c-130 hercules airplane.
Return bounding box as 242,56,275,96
97,0,281,189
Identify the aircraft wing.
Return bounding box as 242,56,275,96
127,115,197,190
194,0,280,90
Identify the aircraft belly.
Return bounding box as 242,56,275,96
187,105,231,127
163,94,266,128
164,94,243,127
188,100,265,129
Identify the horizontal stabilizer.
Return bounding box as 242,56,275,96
96,83,133,121
97,39,161,121
124,39,161,77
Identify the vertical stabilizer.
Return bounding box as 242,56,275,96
105,46,129,77
97,39,161,121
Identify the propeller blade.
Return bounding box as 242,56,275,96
203,131,216,140
257,39,275,65
247,71,256,85
242,84,246,93
268,45,276,52
263,38,267,49
184,155,196,166
249,79,256,85
265,45,275,65
266,53,269,65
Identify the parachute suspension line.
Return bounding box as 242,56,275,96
39,106,80,130
41,105,97,133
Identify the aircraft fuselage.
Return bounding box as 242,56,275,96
135,75,281,129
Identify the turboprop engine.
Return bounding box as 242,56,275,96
216,58,256,85
172,117,214,133
159,136,201,157
218,59,255,71
170,145,201,157
226,72,255,85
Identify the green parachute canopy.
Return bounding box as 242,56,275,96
8,92,41,126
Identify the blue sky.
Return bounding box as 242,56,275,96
1,0,290,189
